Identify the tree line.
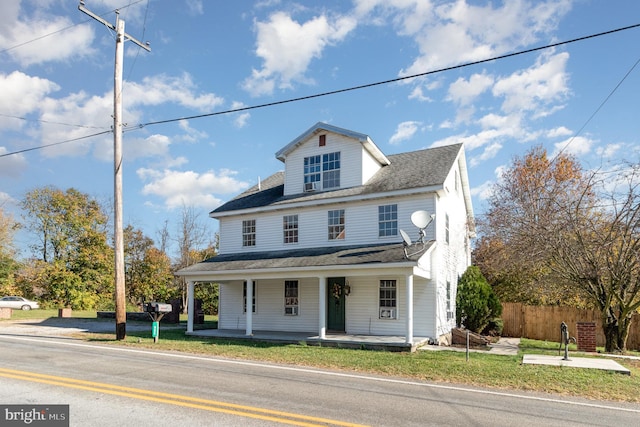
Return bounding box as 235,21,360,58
0,186,218,314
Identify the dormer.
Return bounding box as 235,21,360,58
275,122,391,196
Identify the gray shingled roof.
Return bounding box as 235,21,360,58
211,143,462,214
178,241,433,274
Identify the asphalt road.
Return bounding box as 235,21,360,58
1,321,639,426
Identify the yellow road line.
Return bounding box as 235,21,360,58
0,367,368,427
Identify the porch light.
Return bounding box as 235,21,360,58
344,281,351,296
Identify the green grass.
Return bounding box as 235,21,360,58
3,312,640,403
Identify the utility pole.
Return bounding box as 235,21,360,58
79,1,150,340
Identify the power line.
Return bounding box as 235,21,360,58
0,0,147,56
551,54,640,163
0,130,112,158
139,23,640,128
0,113,109,130
2,22,639,159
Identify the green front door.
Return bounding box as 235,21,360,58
327,277,346,331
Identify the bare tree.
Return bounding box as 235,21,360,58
479,147,640,352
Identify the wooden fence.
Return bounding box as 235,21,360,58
501,302,640,350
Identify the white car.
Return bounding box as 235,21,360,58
0,296,40,310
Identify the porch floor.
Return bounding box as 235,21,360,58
187,328,430,352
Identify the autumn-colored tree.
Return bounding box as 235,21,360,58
479,146,640,352
124,225,176,306
19,187,113,309
0,207,21,296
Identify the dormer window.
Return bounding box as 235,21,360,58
303,152,341,191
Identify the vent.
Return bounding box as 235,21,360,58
304,182,318,192
379,308,396,319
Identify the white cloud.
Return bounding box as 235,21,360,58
596,143,622,159
546,126,573,138
125,73,224,112
493,51,570,114
231,101,250,128
243,11,357,96
137,168,251,210
389,121,422,145
470,180,494,200
0,71,59,130
186,0,204,16
447,72,494,106
0,147,28,177
33,73,222,159
552,136,594,158
0,1,96,66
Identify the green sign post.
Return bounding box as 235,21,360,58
151,321,159,342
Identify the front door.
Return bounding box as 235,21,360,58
327,277,346,332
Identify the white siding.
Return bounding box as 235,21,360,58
282,131,380,196
217,195,437,254
218,279,318,333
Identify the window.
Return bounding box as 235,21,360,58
304,155,321,186
242,219,256,247
378,204,398,237
243,281,256,313
303,151,341,190
319,134,326,146
328,209,345,240
283,215,298,244
284,280,299,315
322,152,340,189
446,281,454,320
445,213,450,244
379,280,397,319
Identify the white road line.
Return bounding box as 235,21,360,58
1,334,639,414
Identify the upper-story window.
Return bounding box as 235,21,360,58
242,219,256,247
303,152,340,190
283,215,298,244
304,155,321,186
322,152,340,189
378,204,397,237
328,209,345,240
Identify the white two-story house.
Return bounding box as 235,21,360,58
177,122,475,350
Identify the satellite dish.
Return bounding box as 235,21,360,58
400,229,412,247
411,210,434,229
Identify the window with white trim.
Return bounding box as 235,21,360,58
378,204,397,237
242,219,256,247
322,152,340,189
445,213,450,244
284,280,299,316
304,155,321,186
379,280,397,319
303,152,341,190
243,281,256,313
446,281,454,320
328,209,345,240
283,215,298,244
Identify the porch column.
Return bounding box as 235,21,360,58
246,278,253,336
319,276,327,339
405,274,414,344
187,281,195,333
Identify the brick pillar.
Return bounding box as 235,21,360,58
576,322,596,352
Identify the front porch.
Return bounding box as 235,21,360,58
187,328,431,352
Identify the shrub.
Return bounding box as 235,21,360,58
456,265,502,334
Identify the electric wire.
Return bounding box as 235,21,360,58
1,22,639,159
0,130,113,158
139,23,640,128
0,113,109,130
550,54,640,163
0,0,147,56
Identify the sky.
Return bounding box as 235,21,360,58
1,0,639,258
